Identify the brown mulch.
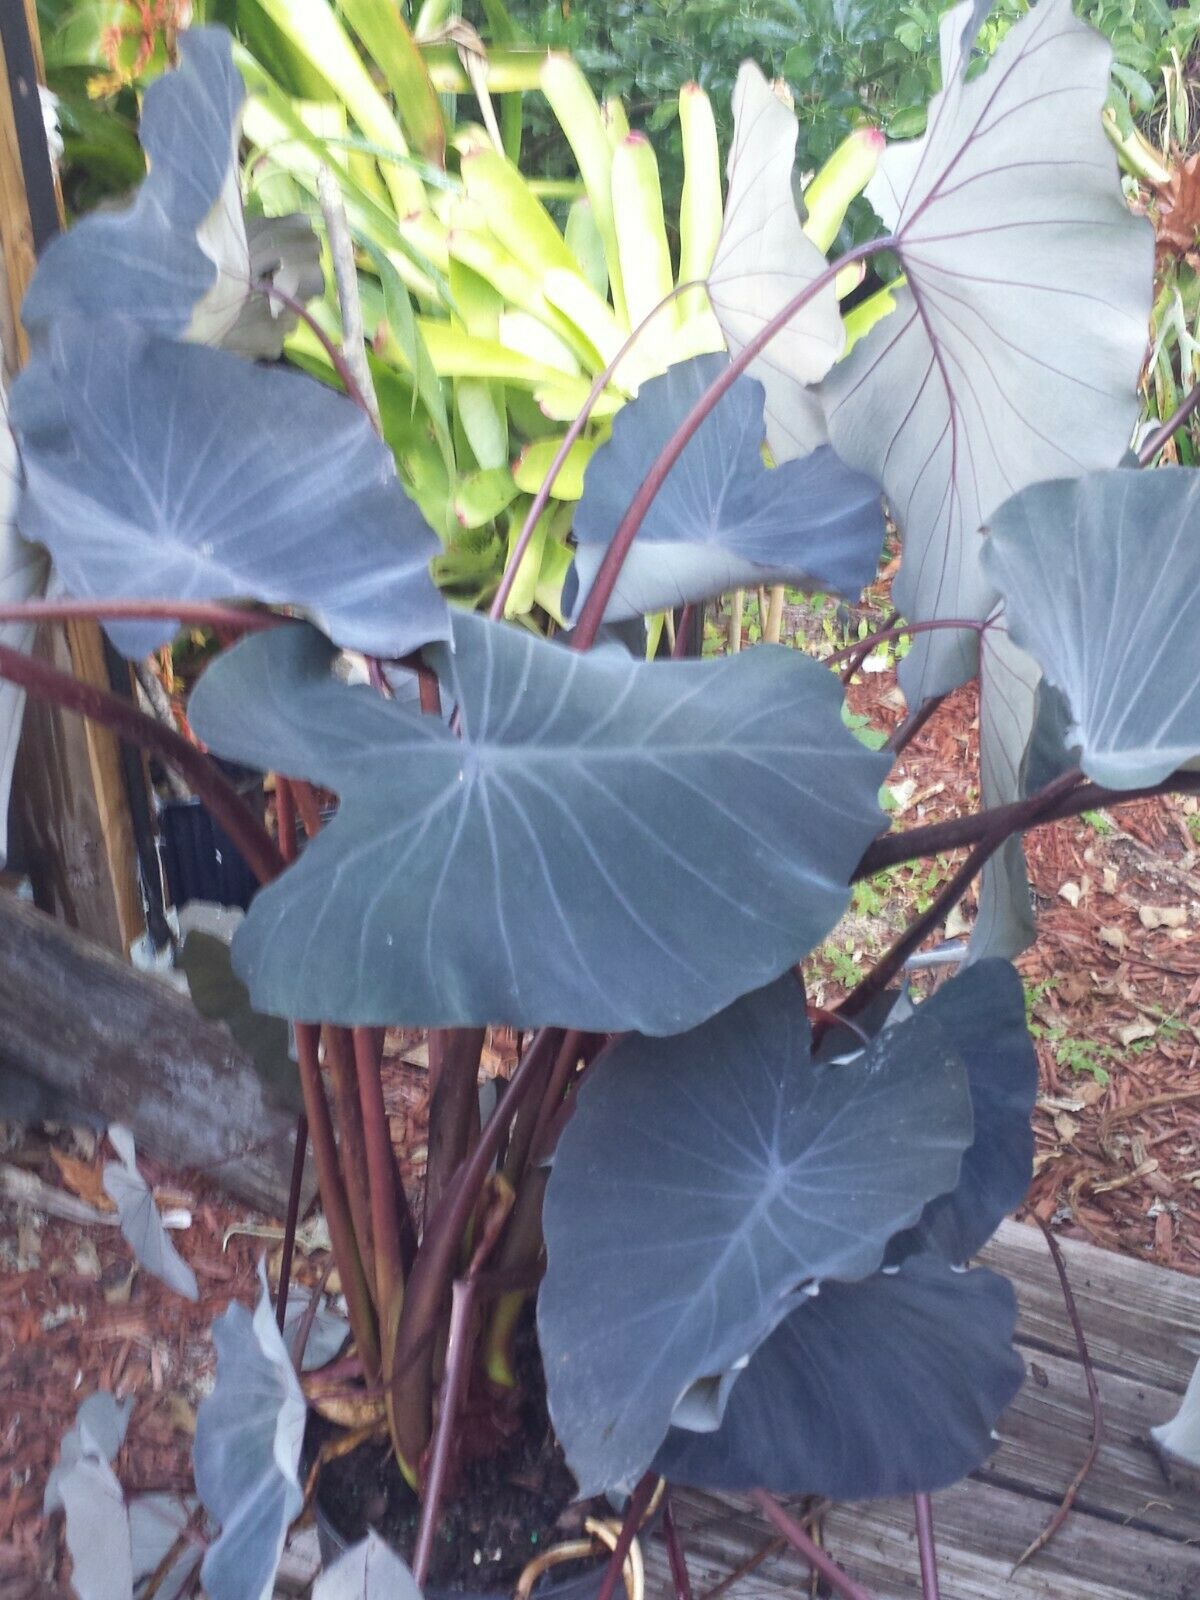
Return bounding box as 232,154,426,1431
0,1024,524,1595
0,1133,273,1593
835,662,1200,1277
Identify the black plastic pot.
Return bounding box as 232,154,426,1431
312,1493,616,1600
158,794,261,911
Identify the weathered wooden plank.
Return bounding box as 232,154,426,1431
984,1219,1200,1396
641,1224,1200,1600
652,1479,1200,1600
984,1344,1190,1541
0,893,306,1212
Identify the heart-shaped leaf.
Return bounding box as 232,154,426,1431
821,0,1152,705
12,320,449,660
195,1264,305,1600
22,28,316,350
983,467,1200,789
189,614,889,1033
654,1253,1023,1498
50,1393,140,1600
567,354,884,622
221,213,326,362
708,64,844,461
815,963,1037,1262
538,974,973,1495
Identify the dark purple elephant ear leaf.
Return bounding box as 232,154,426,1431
11,320,449,660
983,467,1200,790
568,354,886,622
654,1253,1023,1499
23,28,246,343
821,0,1152,707
20,27,319,352
189,613,889,1034
538,975,973,1495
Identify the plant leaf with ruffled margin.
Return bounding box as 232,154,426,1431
654,1253,1023,1499
707,64,845,462
817,962,1037,1264
194,1264,305,1600
566,354,885,623
22,28,317,351
821,0,1152,707
889,960,1036,1264
12,320,449,661
538,973,973,1496
983,467,1200,790
189,614,889,1033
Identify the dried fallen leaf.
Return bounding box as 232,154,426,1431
1054,1112,1080,1145
49,1149,115,1212
302,1385,385,1430
1038,1094,1085,1113
1058,881,1081,908
101,1261,138,1307
1059,972,1091,1005
888,777,917,811
1139,904,1188,931
74,1241,102,1279
1155,1210,1174,1258
1155,153,1200,260
1115,1019,1156,1047
1102,867,1119,895
1098,925,1127,952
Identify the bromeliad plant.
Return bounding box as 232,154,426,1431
8,3,1200,1596
43,0,885,625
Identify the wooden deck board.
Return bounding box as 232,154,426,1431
642,1220,1200,1599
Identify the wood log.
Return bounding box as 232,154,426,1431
0,893,308,1213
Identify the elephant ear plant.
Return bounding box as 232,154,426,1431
6,4,1198,1597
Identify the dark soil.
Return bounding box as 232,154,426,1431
315,1321,594,1594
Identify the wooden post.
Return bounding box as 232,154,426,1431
0,4,144,952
